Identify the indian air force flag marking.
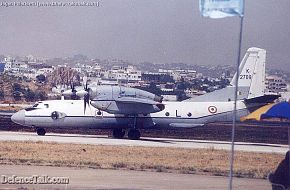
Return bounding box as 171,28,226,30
199,0,244,18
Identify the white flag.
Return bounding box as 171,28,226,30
200,0,244,18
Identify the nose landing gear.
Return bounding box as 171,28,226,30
36,128,46,136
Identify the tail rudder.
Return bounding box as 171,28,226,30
185,47,266,102
231,47,266,99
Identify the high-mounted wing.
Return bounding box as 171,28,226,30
90,96,165,115
88,86,165,115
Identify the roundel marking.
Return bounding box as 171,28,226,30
208,106,217,114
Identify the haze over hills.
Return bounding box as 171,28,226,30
2,52,290,82
0,0,290,71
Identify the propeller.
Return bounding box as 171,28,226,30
70,83,77,100
82,76,91,114
61,83,77,97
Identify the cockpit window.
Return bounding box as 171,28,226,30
32,103,39,108
26,103,40,111
29,102,49,108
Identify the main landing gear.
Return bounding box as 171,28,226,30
112,129,141,140
127,129,141,140
127,115,141,140
36,128,46,136
112,115,143,140
112,129,126,139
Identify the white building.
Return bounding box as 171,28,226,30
265,75,287,93
72,67,82,73
4,57,15,71
3,57,28,73
103,65,141,82
158,68,197,81
37,67,54,75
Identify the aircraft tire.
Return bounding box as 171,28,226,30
112,129,125,139
128,129,141,140
36,128,46,136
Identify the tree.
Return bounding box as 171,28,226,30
35,91,48,101
36,74,46,83
13,83,22,92
13,91,21,101
0,90,4,100
135,82,162,96
176,78,191,91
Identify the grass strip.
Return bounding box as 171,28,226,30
0,141,283,179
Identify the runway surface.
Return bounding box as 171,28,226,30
0,131,288,154
0,165,270,190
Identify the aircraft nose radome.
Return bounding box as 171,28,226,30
11,110,25,125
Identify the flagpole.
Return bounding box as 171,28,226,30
228,14,244,190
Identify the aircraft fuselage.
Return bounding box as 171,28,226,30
12,99,250,129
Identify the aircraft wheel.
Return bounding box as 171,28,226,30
36,128,46,136
128,129,141,140
112,129,125,139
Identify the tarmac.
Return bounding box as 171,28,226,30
0,131,283,190
0,131,288,154
0,165,271,190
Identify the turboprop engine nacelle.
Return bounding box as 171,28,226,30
89,86,164,115
89,85,163,103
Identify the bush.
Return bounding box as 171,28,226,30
35,91,48,101
36,74,46,83
13,91,21,101
13,83,22,92
0,90,4,100
24,90,35,102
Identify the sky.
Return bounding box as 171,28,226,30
0,0,290,71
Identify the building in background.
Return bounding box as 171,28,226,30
103,65,141,83
265,75,287,94
0,62,5,73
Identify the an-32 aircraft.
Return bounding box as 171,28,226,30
11,47,278,140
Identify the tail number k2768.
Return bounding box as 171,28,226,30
239,75,252,80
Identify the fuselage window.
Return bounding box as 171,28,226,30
187,112,192,117
44,104,49,108
51,111,59,120
165,112,170,116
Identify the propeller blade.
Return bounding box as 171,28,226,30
82,76,90,114
83,88,90,114
84,97,87,114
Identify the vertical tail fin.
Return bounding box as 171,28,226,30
230,47,266,99
185,47,266,102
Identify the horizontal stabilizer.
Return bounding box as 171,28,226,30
244,94,280,104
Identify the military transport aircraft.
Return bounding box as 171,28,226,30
11,47,278,140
